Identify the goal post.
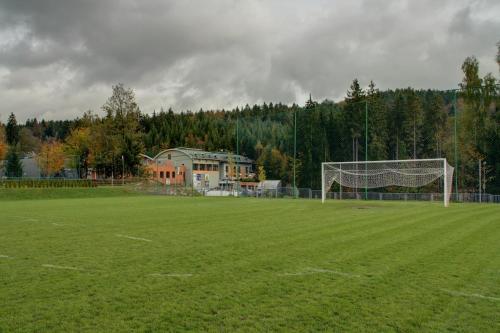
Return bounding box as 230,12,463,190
321,158,454,207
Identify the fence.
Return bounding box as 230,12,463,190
204,186,500,204
2,177,500,203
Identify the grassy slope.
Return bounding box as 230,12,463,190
0,196,499,332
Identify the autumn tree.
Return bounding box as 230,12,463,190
102,84,144,176
0,124,7,161
37,141,66,177
257,164,266,182
65,127,91,178
18,128,41,153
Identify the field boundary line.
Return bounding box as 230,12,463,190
116,234,152,242
42,264,83,271
149,273,193,277
441,289,500,301
279,267,361,278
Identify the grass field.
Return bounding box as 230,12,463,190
1,189,499,332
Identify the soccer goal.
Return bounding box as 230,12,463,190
321,158,454,207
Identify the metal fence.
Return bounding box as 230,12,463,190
2,177,500,203
209,186,500,204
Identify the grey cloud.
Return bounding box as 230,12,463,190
0,0,498,121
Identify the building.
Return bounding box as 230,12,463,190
0,153,78,179
141,147,254,190
0,153,40,178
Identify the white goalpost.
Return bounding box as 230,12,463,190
321,158,454,207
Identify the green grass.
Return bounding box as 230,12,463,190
1,194,499,332
0,186,138,201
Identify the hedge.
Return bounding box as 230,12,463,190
0,179,97,189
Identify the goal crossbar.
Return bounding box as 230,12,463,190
321,158,454,207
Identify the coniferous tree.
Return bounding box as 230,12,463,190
366,81,388,160
6,113,19,145
5,147,23,177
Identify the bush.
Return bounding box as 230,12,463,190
0,179,97,189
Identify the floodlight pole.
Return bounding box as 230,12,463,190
293,107,297,198
443,158,449,207
122,155,124,186
365,100,368,200
321,162,325,203
453,89,458,201
236,112,239,195
479,159,482,203
339,163,342,200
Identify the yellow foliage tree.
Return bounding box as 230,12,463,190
258,164,266,182
37,141,66,176
227,153,235,179
65,127,91,177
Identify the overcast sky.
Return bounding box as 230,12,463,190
0,0,499,122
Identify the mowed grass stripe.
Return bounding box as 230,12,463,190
1,194,499,332
420,215,500,332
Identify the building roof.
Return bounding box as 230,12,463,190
145,147,253,164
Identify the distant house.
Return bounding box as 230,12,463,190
0,153,40,178
0,152,78,178
141,147,254,190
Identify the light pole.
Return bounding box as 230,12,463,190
365,100,368,200
121,155,125,186
347,99,369,200
293,107,297,198
478,159,482,203
236,112,239,195
453,89,459,200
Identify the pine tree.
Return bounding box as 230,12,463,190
344,79,365,161
6,113,19,145
366,81,388,160
5,147,23,177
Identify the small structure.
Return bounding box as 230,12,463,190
258,180,281,191
0,153,41,178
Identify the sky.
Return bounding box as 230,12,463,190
0,0,499,122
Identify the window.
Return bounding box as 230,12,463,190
207,164,213,171
200,164,206,171
225,165,228,173
213,164,219,171
166,171,170,178
193,163,199,170
160,171,164,178
167,154,171,160
245,166,249,174
172,171,175,178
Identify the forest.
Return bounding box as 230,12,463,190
1,52,499,193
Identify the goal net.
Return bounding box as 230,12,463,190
321,158,454,207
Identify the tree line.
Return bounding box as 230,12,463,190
0,50,498,193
